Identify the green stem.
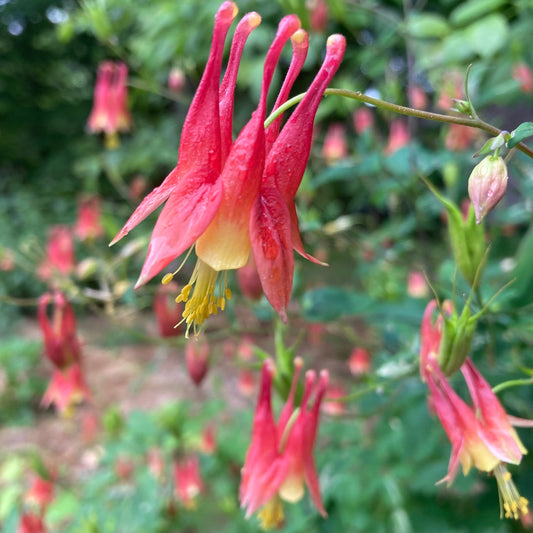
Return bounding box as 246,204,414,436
264,88,533,160
492,376,533,394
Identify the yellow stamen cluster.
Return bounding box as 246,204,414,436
494,463,529,520
257,495,284,530
175,258,231,337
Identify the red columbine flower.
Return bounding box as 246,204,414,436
173,455,204,509
153,281,182,337
384,119,410,154
25,475,54,513
420,303,531,520
17,513,46,533
74,195,104,241
185,336,210,386
424,358,530,520
38,292,90,414
352,107,373,134
87,61,132,148
322,123,348,165
512,62,533,93
37,226,75,282
407,270,428,298
348,347,371,377
111,4,344,333
240,359,328,529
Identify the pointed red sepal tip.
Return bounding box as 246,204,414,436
134,273,149,290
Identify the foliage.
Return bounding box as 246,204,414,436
0,0,532,531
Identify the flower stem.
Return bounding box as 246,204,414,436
264,88,533,160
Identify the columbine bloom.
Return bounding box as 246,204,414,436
348,347,371,376
87,61,132,148
17,513,46,533
512,62,533,93
173,455,204,509
25,475,54,513
322,123,348,165
407,270,428,298
240,359,328,529
384,119,410,154
185,336,210,386
352,107,373,134
38,292,90,414
420,302,530,520
153,281,182,337
111,3,345,333
37,226,75,282
237,255,263,301
74,195,104,241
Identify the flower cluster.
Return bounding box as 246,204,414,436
111,2,345,336
38,291,91,415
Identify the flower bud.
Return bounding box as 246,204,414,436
468,155,508,224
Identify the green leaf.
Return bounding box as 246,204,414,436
464,14,508,57
507,122,533,148
406,13,450,39
450,0,507,27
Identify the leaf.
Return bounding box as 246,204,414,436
507,122,533,149
406,13,450,39
450,0,507,27
464,14,508,58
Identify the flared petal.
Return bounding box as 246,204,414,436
288,201,327,265
111,2,237,246
462,358,527,464
135,168,223,287
250,187,294,322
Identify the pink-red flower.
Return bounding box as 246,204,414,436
17,513,46,533
24,475,54,512
512,62,533,93
322,123,348,164
348,347,371,376
420,301,531,520
87,61,132,148
352,107,373,134
110,3,345,333
74,195,104,241
173,455,204,509
37,226,75,282
153,281,182,337
38,292,90,414
384,119,410,154
240,359,328,529
185,336,210,386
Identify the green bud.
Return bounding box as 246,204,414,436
438,302,478,376
452,98,472,116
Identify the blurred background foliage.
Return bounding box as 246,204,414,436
0,0,532,531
